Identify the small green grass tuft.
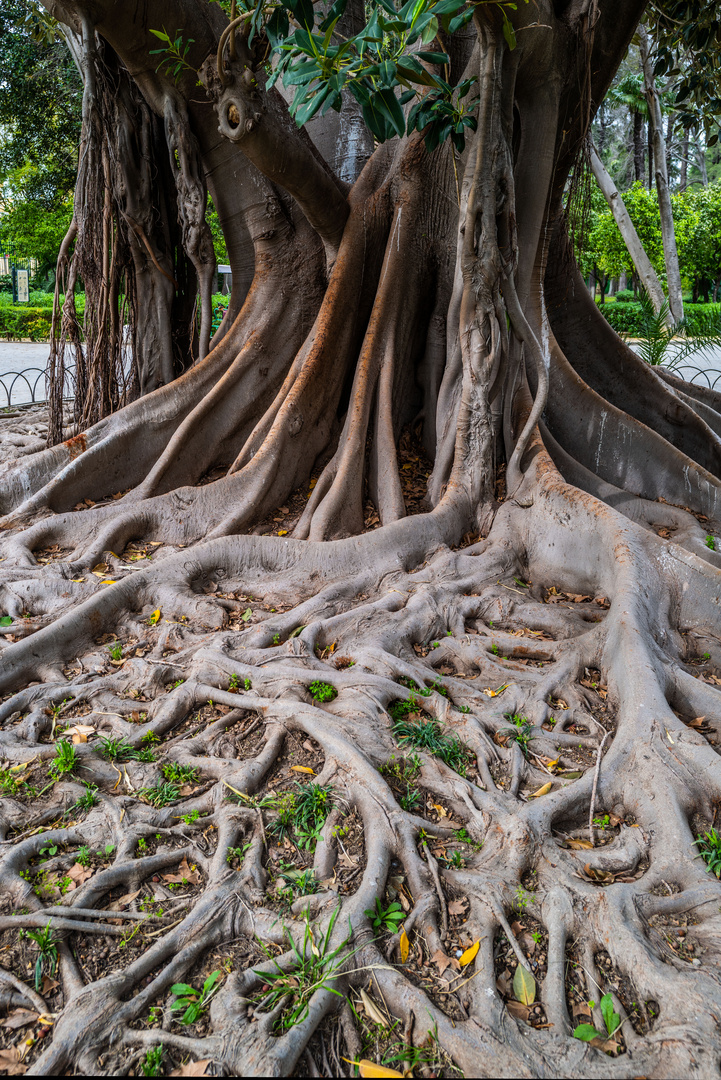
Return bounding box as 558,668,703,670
695,827,721,877
308,680,338,703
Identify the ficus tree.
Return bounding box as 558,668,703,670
1,0,721,1076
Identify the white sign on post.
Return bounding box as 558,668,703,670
16,270,29,303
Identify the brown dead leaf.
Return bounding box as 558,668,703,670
518,931,537,955
448,899,467,916
0,1011,38,1030
107,889,141,911
360,988,388,1027
302,740,315,752
506,1000,531,1022
431,948,453,975
169,1060,210,1077
0,1046,26,1074
565,839,594,850
572,1002,592,1019
688,716,707,728
589,1036,619,1054
40,977,58,995
583,864,615,884
162,857,200,886
67,862,93,885
495,969,512,996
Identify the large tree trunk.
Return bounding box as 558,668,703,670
1,2,721,1077
589,141,667,316
639,25,684,324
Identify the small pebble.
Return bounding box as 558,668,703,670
692,958,701,966
456,949,463,958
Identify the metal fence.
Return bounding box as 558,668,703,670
0,365,76,410
0,357,720,410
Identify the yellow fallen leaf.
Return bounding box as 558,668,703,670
483,684,508,697
459,939,480,967
358,1060,404,1078
545,758,560,770
430,802,447,818
100,580,118,585
399,928,409,963
148,609,161,624
290,765,315,774
566,838,594,850
71,578,85,583
277,530,288,536
528,781,552,798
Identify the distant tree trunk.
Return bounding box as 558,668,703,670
619,268,628,291
590,141,668,318
633,111,644,182
697,143,709,185
647,117,653,188
639,25,684,324
679,128,689,191
665,111,674,178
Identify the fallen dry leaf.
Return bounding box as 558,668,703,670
0,1011,38,1031
528,781,552,798
583,864,615,884
399,928,409,963
67,862,93,885
448,899,467,916
0,1046,26,1075
162,857,200,886
169,1060,210,1076
431,948,453,975
506,1000,531,1022
290,765,315,774
360,988,387,1027
565,839,594,850
107,889,141,911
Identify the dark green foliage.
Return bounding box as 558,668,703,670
598,299,721,338
0,3,81,207
171,970,221,1025
364,896,406,933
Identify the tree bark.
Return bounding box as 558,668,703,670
1,2,721,1077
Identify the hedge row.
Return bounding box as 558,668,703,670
0,293,229,342
598,301,721,335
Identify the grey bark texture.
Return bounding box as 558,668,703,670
0,1,720,1077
